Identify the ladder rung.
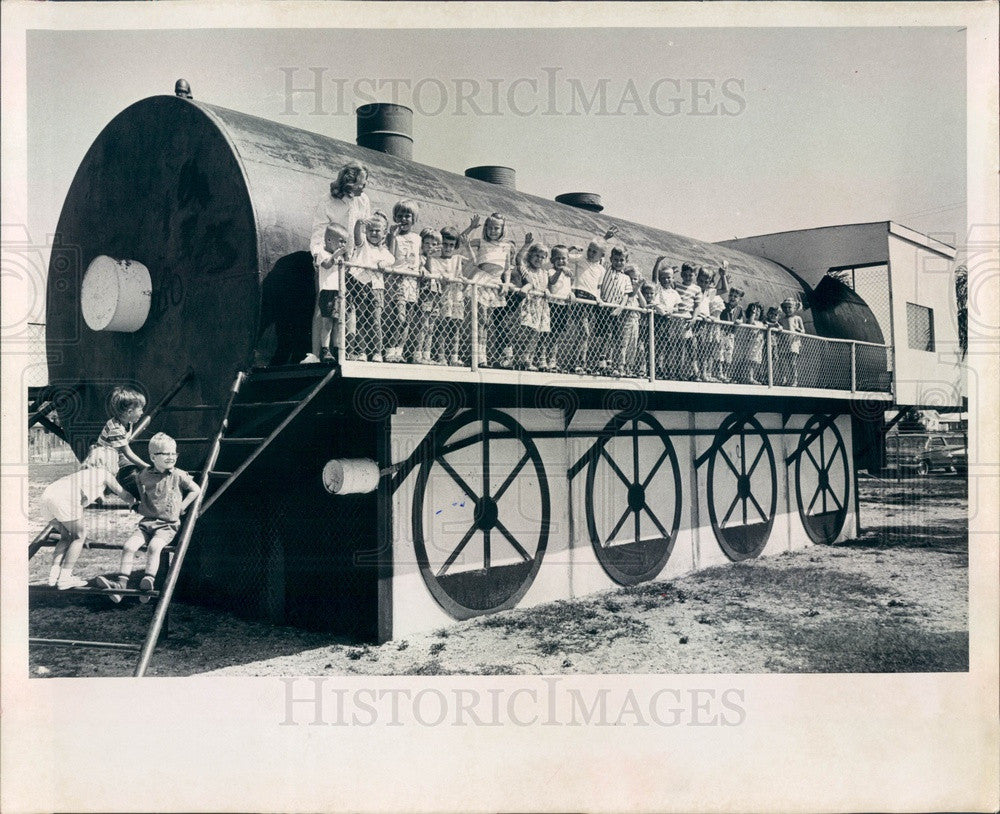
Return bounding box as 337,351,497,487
220,437,265,444
30,638,141,651
207,470,233,477
30,585,161,597
171,438,212,444
248,367,330,381
232,400,300,409
159,404,224,412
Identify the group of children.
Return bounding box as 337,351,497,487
39,386,200,601
307,168,807,383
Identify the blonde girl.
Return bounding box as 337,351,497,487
39,445,136,589
469,213,513,367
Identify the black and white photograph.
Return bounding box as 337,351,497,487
2,3,997,812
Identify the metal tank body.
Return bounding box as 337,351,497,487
47,93,812,453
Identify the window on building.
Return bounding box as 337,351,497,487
906,302,935,352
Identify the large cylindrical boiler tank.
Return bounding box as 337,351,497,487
46,94,810,451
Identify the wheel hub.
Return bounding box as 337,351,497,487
474,496,499,530
627,483,646,511
737,474,752,499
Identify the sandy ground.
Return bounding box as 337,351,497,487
28,464,967,676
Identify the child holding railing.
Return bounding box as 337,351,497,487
437,224,475,366
778,296,805,386
415,228,444,364
385,200,422,363
468,213,513,368
515,241,551,370
742,302,766,384
346,212,394,363
546,245,574,372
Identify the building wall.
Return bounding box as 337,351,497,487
887,232,965,406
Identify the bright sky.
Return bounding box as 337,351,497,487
27,26,966,255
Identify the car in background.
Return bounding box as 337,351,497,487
882,433,966,477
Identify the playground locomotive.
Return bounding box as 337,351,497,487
42,84,963,643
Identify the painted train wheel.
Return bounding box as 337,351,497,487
585,412,682,585
794,415,849,545
412,408,550,620
706,414,777,561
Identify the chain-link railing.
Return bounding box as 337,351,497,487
314,262,892,393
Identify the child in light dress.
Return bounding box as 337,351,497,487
40,446,137,589
649,259,682,380
778,296,806,386
468,213,513,367
545,245,574,372
515,241,551,370
385,200,422,363
436,224,475,365
742,302,766,384
415,228,444,364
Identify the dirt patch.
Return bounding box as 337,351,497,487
28,467,968,677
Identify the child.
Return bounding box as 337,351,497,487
313,223,350,363
649,258,681,379
97,385,149,499
778,296,806,386
569,239,609,374
39,446,137,589
764,306,783,384
96,433,200,603
468,213,513,367
615,264,646,377
673,263,703,380
742,302,766,384
693,266,726,382
437,223,476,365
598,246,631,374
516,241,551,370
717,278,744,382
638,280,658,376
415,228,444,364
385,200,422,363
346,212,394,362
98,386,148,470
546,245,574,372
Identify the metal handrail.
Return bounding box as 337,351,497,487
132,367,195,440
133,370,245,677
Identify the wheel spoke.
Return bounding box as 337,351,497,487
494,518,532,562
806,484,823,515
642,446,670,489
718,446,741,480
601,447,633,489
819,433,827,514
606,505,632,544
632,420,640,483
747,490,769,524
494,451,531,502
742,495,748,526
826,486,844,512
437,524,478,577
740,433,748,477
643,505,670,539
823,439,845,474
804,445,822,475
721,492,741,527
483,528,491,572
437,457,480,503
481,416,491,498
746,441,767,478
633,509,641,544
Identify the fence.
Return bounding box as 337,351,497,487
334,264,893,394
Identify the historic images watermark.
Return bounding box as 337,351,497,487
278,67,747,118
279,677,748,727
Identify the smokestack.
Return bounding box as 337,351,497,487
356,103,413,160
555,192,603,213
464,165,517,190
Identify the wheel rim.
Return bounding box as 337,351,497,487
585,411,682,585
412,408,550,619
794,415,849,545
706,414,777,561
